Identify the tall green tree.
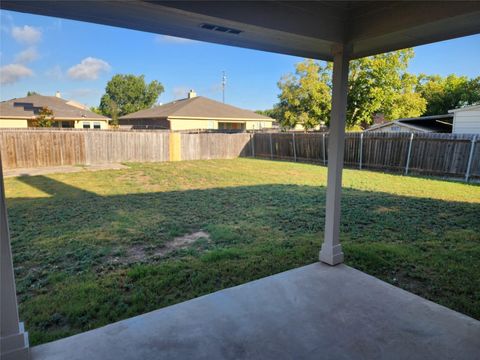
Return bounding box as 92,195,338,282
275,49,427,130
346,49,426,128
416,74,480,115
276,59,331,130
99,74,164,122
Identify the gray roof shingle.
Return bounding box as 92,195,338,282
120,96,273,121
0,94,109,120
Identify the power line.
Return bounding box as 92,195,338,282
222,71,227,103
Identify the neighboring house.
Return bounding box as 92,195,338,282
119,90,274,131
292,123,324,131
449,104,480,134
0,93,109,129
365,114,453,133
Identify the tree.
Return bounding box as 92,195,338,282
89,106,102,114
99,74,164,121
275,49,427,130
255,108,280,119
27,91,39,96
32,107,55,127
416,74,480,115
276,59,331,130
346,49,426,128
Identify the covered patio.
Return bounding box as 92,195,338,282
1,1,480,359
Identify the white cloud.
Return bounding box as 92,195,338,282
154,34,196,44
45,65,64,80
0,64,34,85
67,57,111,80
14,47,39,64
11,25,42,45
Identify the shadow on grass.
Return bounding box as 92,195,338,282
7,175,480,345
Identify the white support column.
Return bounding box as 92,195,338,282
320,44,350,266
1,155,29,360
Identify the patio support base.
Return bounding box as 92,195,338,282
1,323,29,360
320,44,350,266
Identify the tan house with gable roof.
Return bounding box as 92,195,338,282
0,93,110,129
119,90,274,131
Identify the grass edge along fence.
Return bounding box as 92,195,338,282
0,128,479,181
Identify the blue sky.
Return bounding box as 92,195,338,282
1,10,479,111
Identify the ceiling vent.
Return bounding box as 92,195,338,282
200,23,242,35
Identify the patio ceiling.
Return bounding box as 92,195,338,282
1,1,480,60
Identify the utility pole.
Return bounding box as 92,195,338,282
222,71,227,103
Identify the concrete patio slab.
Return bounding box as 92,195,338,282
31,263,480,360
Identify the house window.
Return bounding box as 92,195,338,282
93,122,101,129
218,122,245,130
83,122,91,129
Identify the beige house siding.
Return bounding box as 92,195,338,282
169,118,273,131
74,120,109,129
118,118,169,129
0,119,29,128
293,123,322,131
169,118,215,131
247,121,272,130
118,117,274,131
0,118,108,129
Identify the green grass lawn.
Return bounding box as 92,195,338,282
5,158,480,345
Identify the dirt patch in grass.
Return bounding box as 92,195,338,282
154,231,210,256
110,231,211,265
374,206,399,214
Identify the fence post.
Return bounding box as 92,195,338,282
323,133,326,166
359,132,364,169
292,133,297,162
405,133,414,175
250,132,255,158
465,135,477,182
269,132,273,160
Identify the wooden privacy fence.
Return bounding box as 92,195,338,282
179,132,251,161
250,132,480,181
0,129,170,169
0,129,251,169
1,129,479,181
